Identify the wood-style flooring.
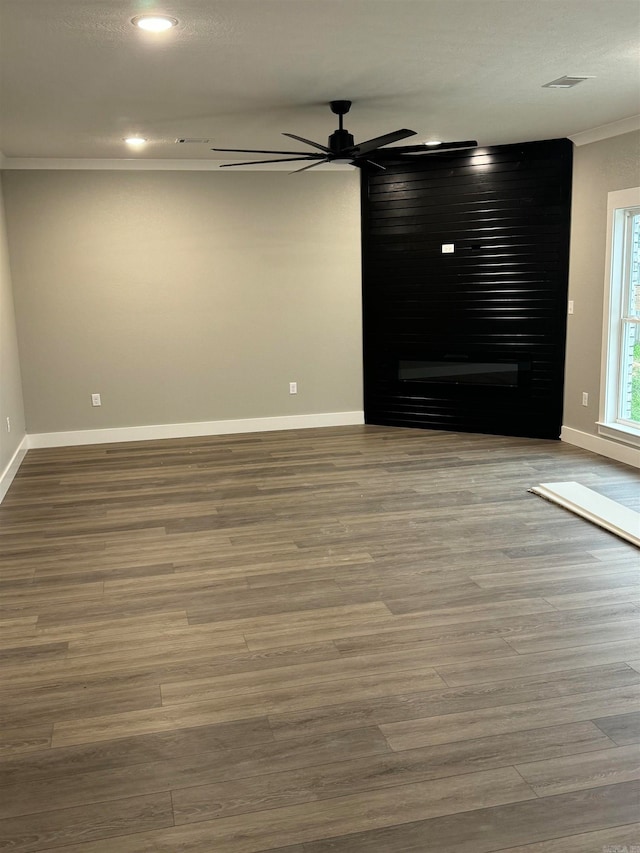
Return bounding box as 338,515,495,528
0,425,638,852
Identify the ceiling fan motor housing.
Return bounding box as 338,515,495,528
328,128,355,154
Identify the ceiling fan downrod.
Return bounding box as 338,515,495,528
328,100,354,153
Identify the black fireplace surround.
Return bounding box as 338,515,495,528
361,138,573,440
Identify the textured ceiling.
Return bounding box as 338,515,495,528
0,0,639,161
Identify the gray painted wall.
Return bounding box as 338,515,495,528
564,129,640,436
3,135,638,446
0,173,26,473
2,169,362,434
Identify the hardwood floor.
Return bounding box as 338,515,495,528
0,425,638,852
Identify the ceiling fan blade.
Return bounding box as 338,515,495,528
290,159,329,174
282,133,331,153
346,129,417,156
219,156,322,168
212,147,325,157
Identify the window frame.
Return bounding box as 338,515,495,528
598,186,640,447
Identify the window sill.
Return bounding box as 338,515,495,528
597,421,640,449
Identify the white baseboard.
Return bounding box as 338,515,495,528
27,411,365,449
0,435,29,503
561,426,640,469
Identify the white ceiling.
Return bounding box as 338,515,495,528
0,0,639,162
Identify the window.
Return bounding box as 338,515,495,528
599,187,640,446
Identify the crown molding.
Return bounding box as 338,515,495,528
0,157,354,171
569,115,640,146
4,118,638,168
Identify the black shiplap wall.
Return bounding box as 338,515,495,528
361,138,573,439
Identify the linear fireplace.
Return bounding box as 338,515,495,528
398,357,530,389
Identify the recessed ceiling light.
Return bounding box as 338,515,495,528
425,140,442,147
124,137,148,146
131,15,178,32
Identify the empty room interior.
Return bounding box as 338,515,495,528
1,1,640,851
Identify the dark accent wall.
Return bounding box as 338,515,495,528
361,138,573,439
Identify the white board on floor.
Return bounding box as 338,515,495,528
530,481,640,548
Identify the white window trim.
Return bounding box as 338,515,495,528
598,186,640,448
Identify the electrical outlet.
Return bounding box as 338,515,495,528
568,300,574,315
289,382,297,395
582,392,589,406
91,393,102,407
6,417,10,433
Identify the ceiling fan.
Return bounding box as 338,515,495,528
211,100,478,172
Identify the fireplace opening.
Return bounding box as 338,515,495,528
398,356,531,389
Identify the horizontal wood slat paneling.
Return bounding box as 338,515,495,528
361,138,573,438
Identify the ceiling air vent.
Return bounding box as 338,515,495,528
176,138,211,144
542,76,594,89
